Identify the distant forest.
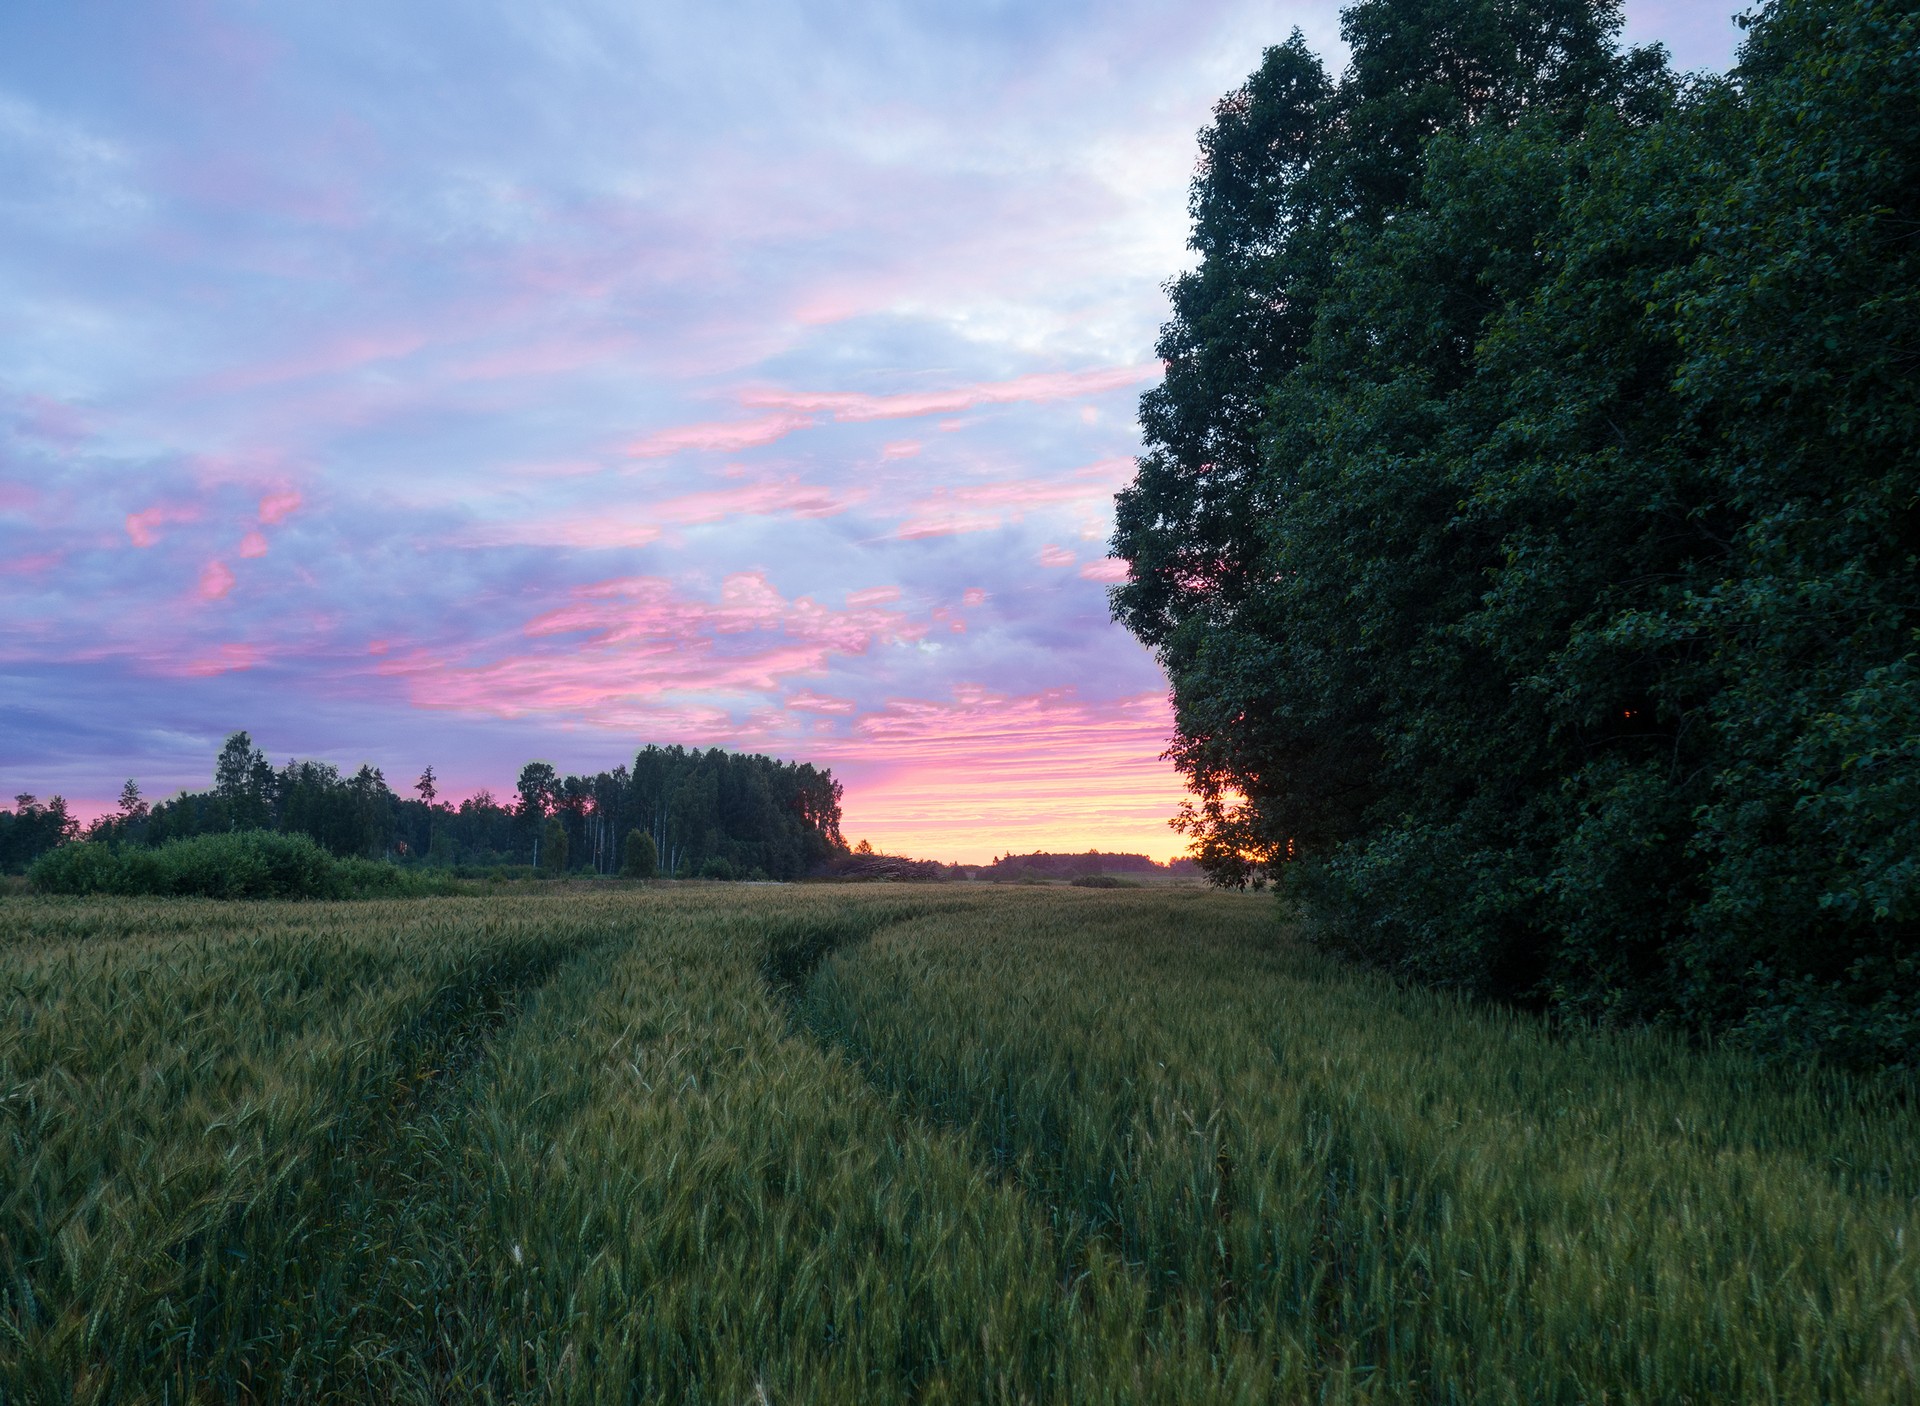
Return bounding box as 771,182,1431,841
6,732,845,882
1112,0,1917,1063
980,851,1199,880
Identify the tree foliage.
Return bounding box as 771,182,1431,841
621,828,658,879
537,817,569,877
1113,0,1920,1063
43,732,846,884
0,796,78,873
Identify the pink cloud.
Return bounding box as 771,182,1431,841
259,489,302,524
1037,545,1075,568
653,477,863,525
180,643,259,676
394,642,831,716
0,480,41,513
460,518,662,551
961,588,988,606
846,585,901,607
743,363,1158,425
787,689,857,714
1,551,63,578
1079,557,1129,582
127,503,201,548
388,573,927,720
624,366,1156,463
459,477,863,549
881,440,921,459
198,559,236,600
626,411,817,459
525,572,921,652
238,530,269,558
889,458,1134,539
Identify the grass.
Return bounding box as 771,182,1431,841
2,886,1914,1402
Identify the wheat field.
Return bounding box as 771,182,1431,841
3,886,1914,1403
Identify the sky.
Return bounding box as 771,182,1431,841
1,0,1741,862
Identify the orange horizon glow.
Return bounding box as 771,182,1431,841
816,689,1193,865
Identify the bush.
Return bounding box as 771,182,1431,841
1070,874,1139,889
535,818,569,878
699,856,736,882
27,832,458,900
621,829,658,879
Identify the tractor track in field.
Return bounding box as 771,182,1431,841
761,919,1413,1388
769,923,1452,1397
761,921,1218,1343
185,934,618,1401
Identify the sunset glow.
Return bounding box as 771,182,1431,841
0,2,1740,861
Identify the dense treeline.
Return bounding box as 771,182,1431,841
0,796,77,873
979,851,1199,880
1114,0,1918,1063
32,732,845,882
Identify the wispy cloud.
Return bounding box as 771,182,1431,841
890,459,1134,539
625,366,1153,461
626,411,819,459
126,503,202,548
197,559,236,600
457,476,865,549
741,364,1159,423
259,489,302,524
384,571,930,719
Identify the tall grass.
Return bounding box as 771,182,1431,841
3,886,1914,1402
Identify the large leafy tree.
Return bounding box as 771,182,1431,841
1114,0,1919,1063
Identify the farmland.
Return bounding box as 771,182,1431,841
3,886,1916,1403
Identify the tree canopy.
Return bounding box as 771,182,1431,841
1113,0,1919,1064
61,733,845,883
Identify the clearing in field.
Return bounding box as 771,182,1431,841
3,886,1915,1403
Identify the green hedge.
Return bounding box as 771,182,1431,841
28,833,460,900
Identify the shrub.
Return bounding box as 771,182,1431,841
621,829,658,879
27,831,458,900
699,856,736,882
537,819,569,878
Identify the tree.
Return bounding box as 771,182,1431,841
1112,0,1919,1063
621,828,657,879
117,779,147,824
537,817,569,877
66,734,844,883
517,761,558,867
0,794,78,871
212,731,275,830
414,765,437,806
516,762,557,817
